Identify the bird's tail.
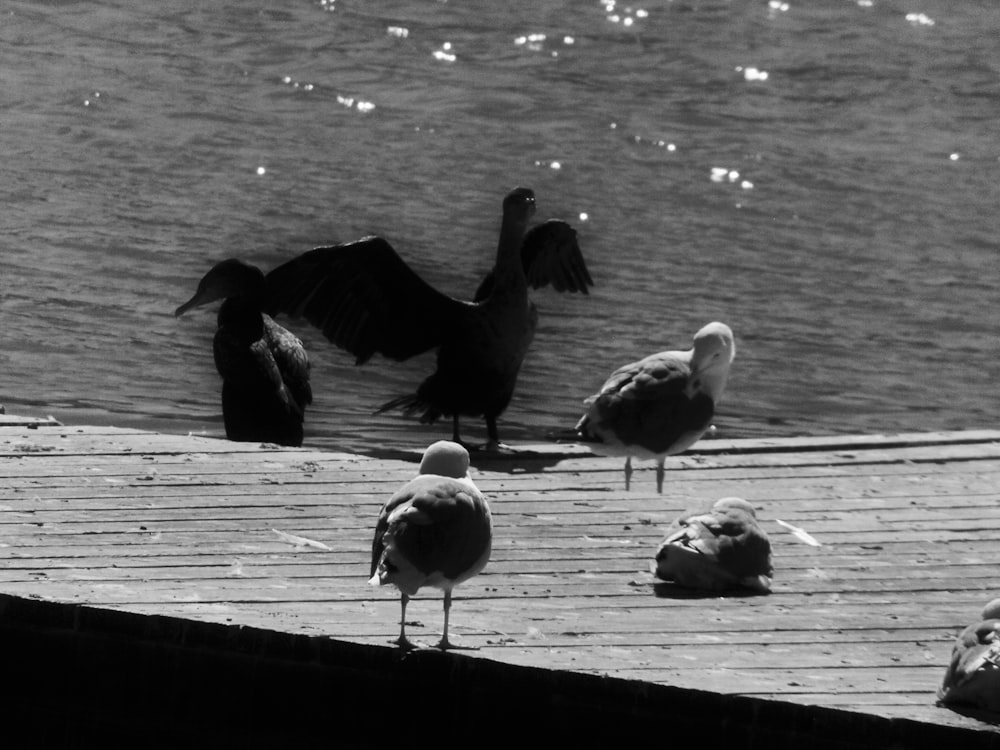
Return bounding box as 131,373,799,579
375,394,443,424
375,394,423,416
573,412,604,445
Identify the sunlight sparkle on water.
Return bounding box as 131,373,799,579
905,13,935,26
602,1,648,27
737,66,769,82
515,33,547,47
433,42,456,62
515,33,576,55
337,95,375,113
281,76,315,92
711,167,741,183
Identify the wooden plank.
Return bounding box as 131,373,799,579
2,421,1000,737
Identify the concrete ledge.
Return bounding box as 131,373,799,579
2,594,997,749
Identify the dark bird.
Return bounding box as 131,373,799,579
369,440,493,650
175,259,312,447
575,321,735,492
938,597,1000,713
263,187,592,450
653,497,773,593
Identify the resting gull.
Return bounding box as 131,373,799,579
938,597,1000,713
653,497,773,594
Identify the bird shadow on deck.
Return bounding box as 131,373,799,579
361,443,587,474
651,582,771,600
467,449,585,474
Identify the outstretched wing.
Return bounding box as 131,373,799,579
474,219,592,301
263,237,473,364
521,219,593,293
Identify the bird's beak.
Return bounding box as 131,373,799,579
174,290,208,317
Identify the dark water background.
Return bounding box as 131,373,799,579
3,0,998,454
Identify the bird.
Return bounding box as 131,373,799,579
262,186,592,451
653,497,773,593
175,259,312,447
938,597,1000,713
575,321,735,492
369,440,493,650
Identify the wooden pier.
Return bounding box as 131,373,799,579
2,417,1000,747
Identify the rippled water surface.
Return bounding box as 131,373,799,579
3,0,999,454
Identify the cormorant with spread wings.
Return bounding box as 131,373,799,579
263,187,592,449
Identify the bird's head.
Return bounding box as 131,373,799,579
503,187,537,223
175,259,265,316
690,322,736,399
982,598,1000,621
419,440,471,479
713,497,758,518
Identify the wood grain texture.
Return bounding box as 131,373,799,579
2,422,1000,736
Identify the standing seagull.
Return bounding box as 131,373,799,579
575,322,735,492
176,259,312,447
369,440,493,650
263,187,591,450
938,597,1000,713
653,497,773,593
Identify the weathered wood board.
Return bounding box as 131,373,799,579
2,422,1000,736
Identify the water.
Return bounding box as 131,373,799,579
3,0,999,455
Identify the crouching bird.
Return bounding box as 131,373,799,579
369,440,493,649
263,186,592,450
938,597,1000,714
175,259,312,447
575,321,735,492
654,497,773,594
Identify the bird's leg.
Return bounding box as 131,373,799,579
450,416,479,453
450,415,483,452
395,593,417,651
485,415,499,452
436,589,478,651
437,589,454,649
484,414,509,452
624,457,633,491
656,458,665,494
